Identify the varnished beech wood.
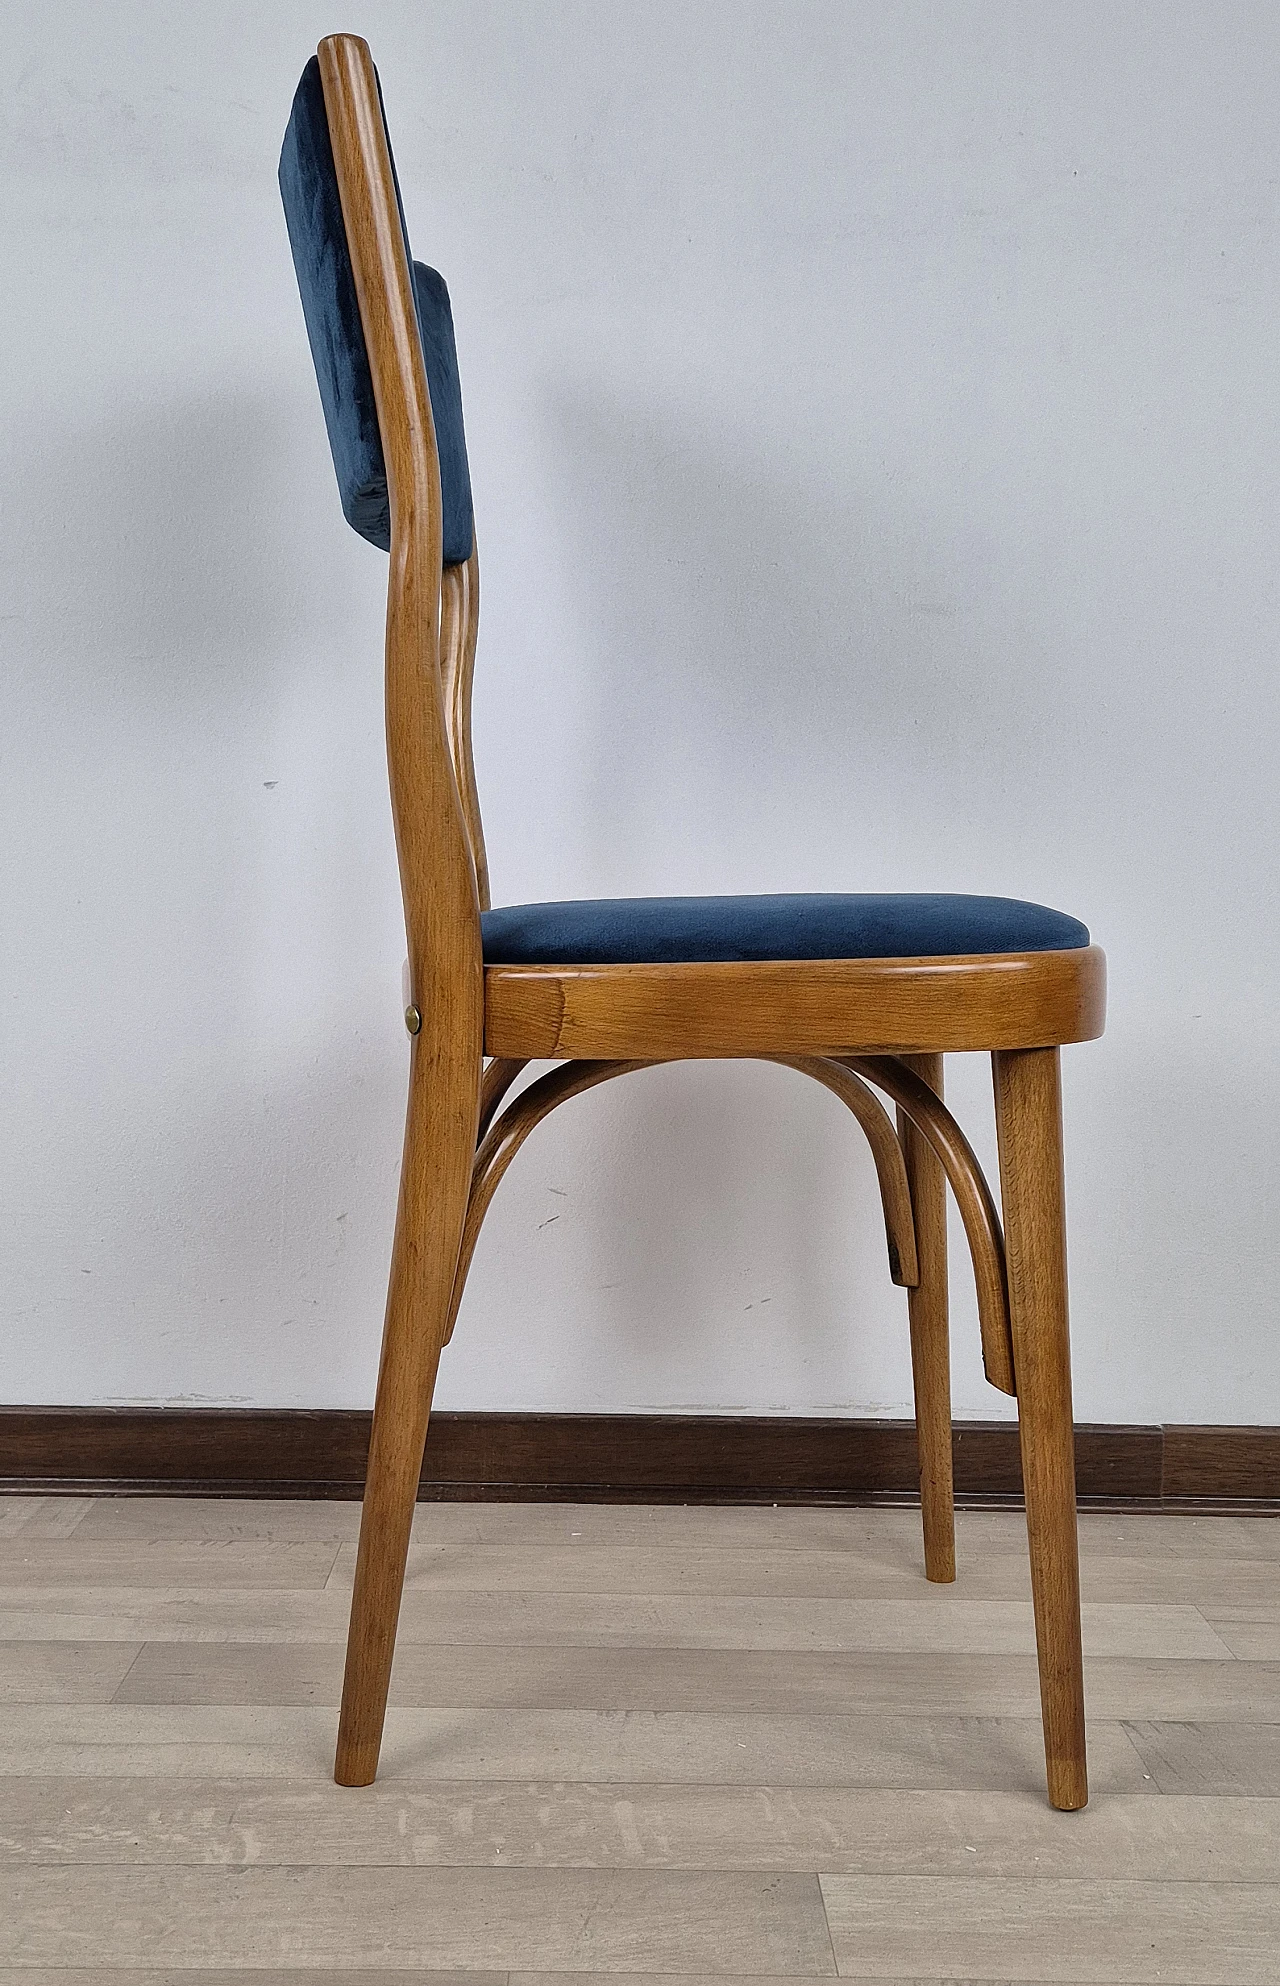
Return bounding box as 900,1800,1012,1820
319,35,484,1789
440,546,490,909
443,1055,922,1350
477,1057,528,1142
897,1055,955,1583
992,1046,1088,1810
847,1057,1015,1397
774,1059,919,1288
299,32,1104,1805
445,1061,653,1348
482,947,1107,1060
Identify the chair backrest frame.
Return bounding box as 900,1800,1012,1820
316,34,486,1092
439,541,489,911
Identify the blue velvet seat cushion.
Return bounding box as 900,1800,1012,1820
278,56,474,564
481,893,1089,965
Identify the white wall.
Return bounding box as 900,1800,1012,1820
3,0,1278,1423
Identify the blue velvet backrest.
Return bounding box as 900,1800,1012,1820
278,57,474,566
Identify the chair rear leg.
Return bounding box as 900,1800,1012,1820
899,1054,955,1583
335,1048,477,1787
993,1045,1087,1811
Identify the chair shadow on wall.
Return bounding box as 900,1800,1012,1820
459,381,1083,1416
18,392,305,680
6,381,938,1417
5,390,413,1402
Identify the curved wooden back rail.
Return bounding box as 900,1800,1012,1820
320,34,483,1789
440,544,489,909
311,31,1099,1813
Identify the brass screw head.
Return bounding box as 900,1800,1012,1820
404,1004,422,1035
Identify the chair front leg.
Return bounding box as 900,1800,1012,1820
898,1053,955,1583
992,1045,1087,1811
335,1042,478,1787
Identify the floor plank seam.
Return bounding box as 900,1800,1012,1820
103,1641,149,1705
809,1866,841,1978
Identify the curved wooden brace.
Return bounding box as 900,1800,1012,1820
442,1053,922,1347
443,1059,650,1345
478,1057,529,1143
846,1054,1016,1396
772,1058,918,1287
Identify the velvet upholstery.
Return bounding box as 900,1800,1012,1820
481,893,1090,966
278,57,474,564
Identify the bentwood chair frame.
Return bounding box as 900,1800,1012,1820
299,35,1106,1810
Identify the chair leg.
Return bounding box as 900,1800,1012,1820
334,1046,478,1787
992,1046,1087,1811
898,1054,955,1583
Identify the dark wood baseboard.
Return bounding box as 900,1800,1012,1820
1,1408,1277,1509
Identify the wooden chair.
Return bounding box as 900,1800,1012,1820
280,34,1106,1810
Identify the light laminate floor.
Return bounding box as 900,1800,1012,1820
0,1495,1277,1981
